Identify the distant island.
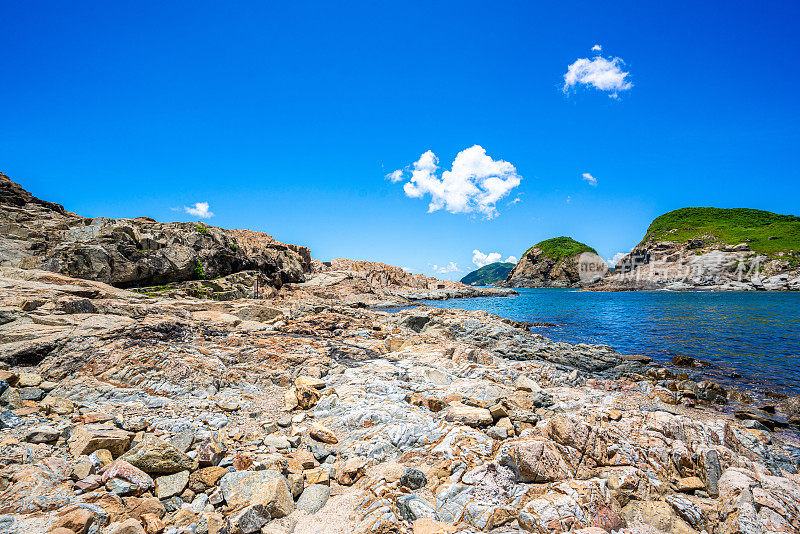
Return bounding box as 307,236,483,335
501,208,800,291
460,262,515,285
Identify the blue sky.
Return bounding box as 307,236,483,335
2,1,799,279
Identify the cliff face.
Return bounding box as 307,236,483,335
503,237,608,288
600,208,800,291
0,172,310,289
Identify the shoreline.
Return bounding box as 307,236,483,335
0,267,799,533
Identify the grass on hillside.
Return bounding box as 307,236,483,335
524,236,597,261
460,262,515,285
644,207,800,256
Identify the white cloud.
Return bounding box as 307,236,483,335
185,201,214,218
432,262,461,274
385,169,404,183
472,249,502,268
591,44,602,52
607,251,629,267
582,172,598,186
401,267,413,273
508,196,522,206
472,250,519,267
563,54,632,98
566,195,572,204
392,145,522,219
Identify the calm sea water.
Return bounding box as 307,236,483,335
423,289,800,395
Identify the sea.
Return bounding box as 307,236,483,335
422,288,800,396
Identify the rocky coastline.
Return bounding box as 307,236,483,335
0,175,799,533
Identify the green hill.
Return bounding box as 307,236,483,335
524,236,597,261
643,207,800,256
460,262,515,285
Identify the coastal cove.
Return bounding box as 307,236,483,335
423,288,800,395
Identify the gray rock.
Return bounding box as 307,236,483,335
18,387,44,401
25,426,60,443
155,470,190,499
227,504,270,534
397,494,438,521
400,468,427,490
105,477,138,495
169,428,195,453
0,409,22,429
295,484,331,514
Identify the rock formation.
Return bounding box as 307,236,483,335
599,208,800,291
503,237,608,288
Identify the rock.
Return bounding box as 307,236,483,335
295,375,326,390
515,375,542,392
154,471,189,499
41,395,74,415
215,397,240,412
25,425,60,443
295,386,320,409
309,422,338,444
140,513,165,534
50,505,97,534
17,372,42,387
443,403,493,427
675,476,704,493
397,494,438,522
305,468,330,486
401,467,427,490
0,388,22,408
0,409,22,429
69,425,133,457
121,435,197,474
332,457,366,486
607,409,622,421
0,371,19,386
18,386,43,400
188,466,228,493
295,484,331,514
226,504,271,534
101,460,155,494
219,470,295,518
196,437,226,466
672,354,698,367
122,496,165,521
39,380,58,391
168,428,195,453
284,389,299,411
498,439,572,483
106,478,139,496
118,416,149,433
287,472,304,499
488,403,508,420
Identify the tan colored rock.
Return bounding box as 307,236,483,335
515,375,541,392
498,439,572,483
69,425,133,457
188,466,229,493
101,460,155,494
122,496,165,520
141,513,165,534
295,375,325,390
51,505,94,534
106,518,146,534
219,470,295,518
333,457,366,486
284,388,299,411
607,409,623,421
0,370,18,386
305,468,330,486
154,470,189,499
41,395,74,415
121,435,197,474
17,372,42,387
675,476,704,493
295,385,320,409
309,422,338,444
443,403,493,427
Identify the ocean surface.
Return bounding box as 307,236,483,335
422,288,800,395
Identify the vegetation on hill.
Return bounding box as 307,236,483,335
524,237,597,261
460,262,515,285
643,207,800,256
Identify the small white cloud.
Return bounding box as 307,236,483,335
607,252,629,267
385,169,404,183
582,172,598,186
391,145,522,219
185,202,214,218
472,249,502,268
504,256,518,264
432,262,461,274
591,44,602,52
566,195,572,204
563,55,632,98
508,196,522,206
401,266,413,273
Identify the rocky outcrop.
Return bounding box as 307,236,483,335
502,237,608,288
0,267,798,533
0,172,309,289
601,239,800,291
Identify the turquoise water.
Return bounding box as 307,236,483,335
423,289,800,395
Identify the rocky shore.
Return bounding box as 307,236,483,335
1,265,799,534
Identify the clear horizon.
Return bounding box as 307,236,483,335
2,1,798,280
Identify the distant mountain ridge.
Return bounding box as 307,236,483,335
460,262,515,285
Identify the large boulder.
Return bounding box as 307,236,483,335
219,470,295,518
